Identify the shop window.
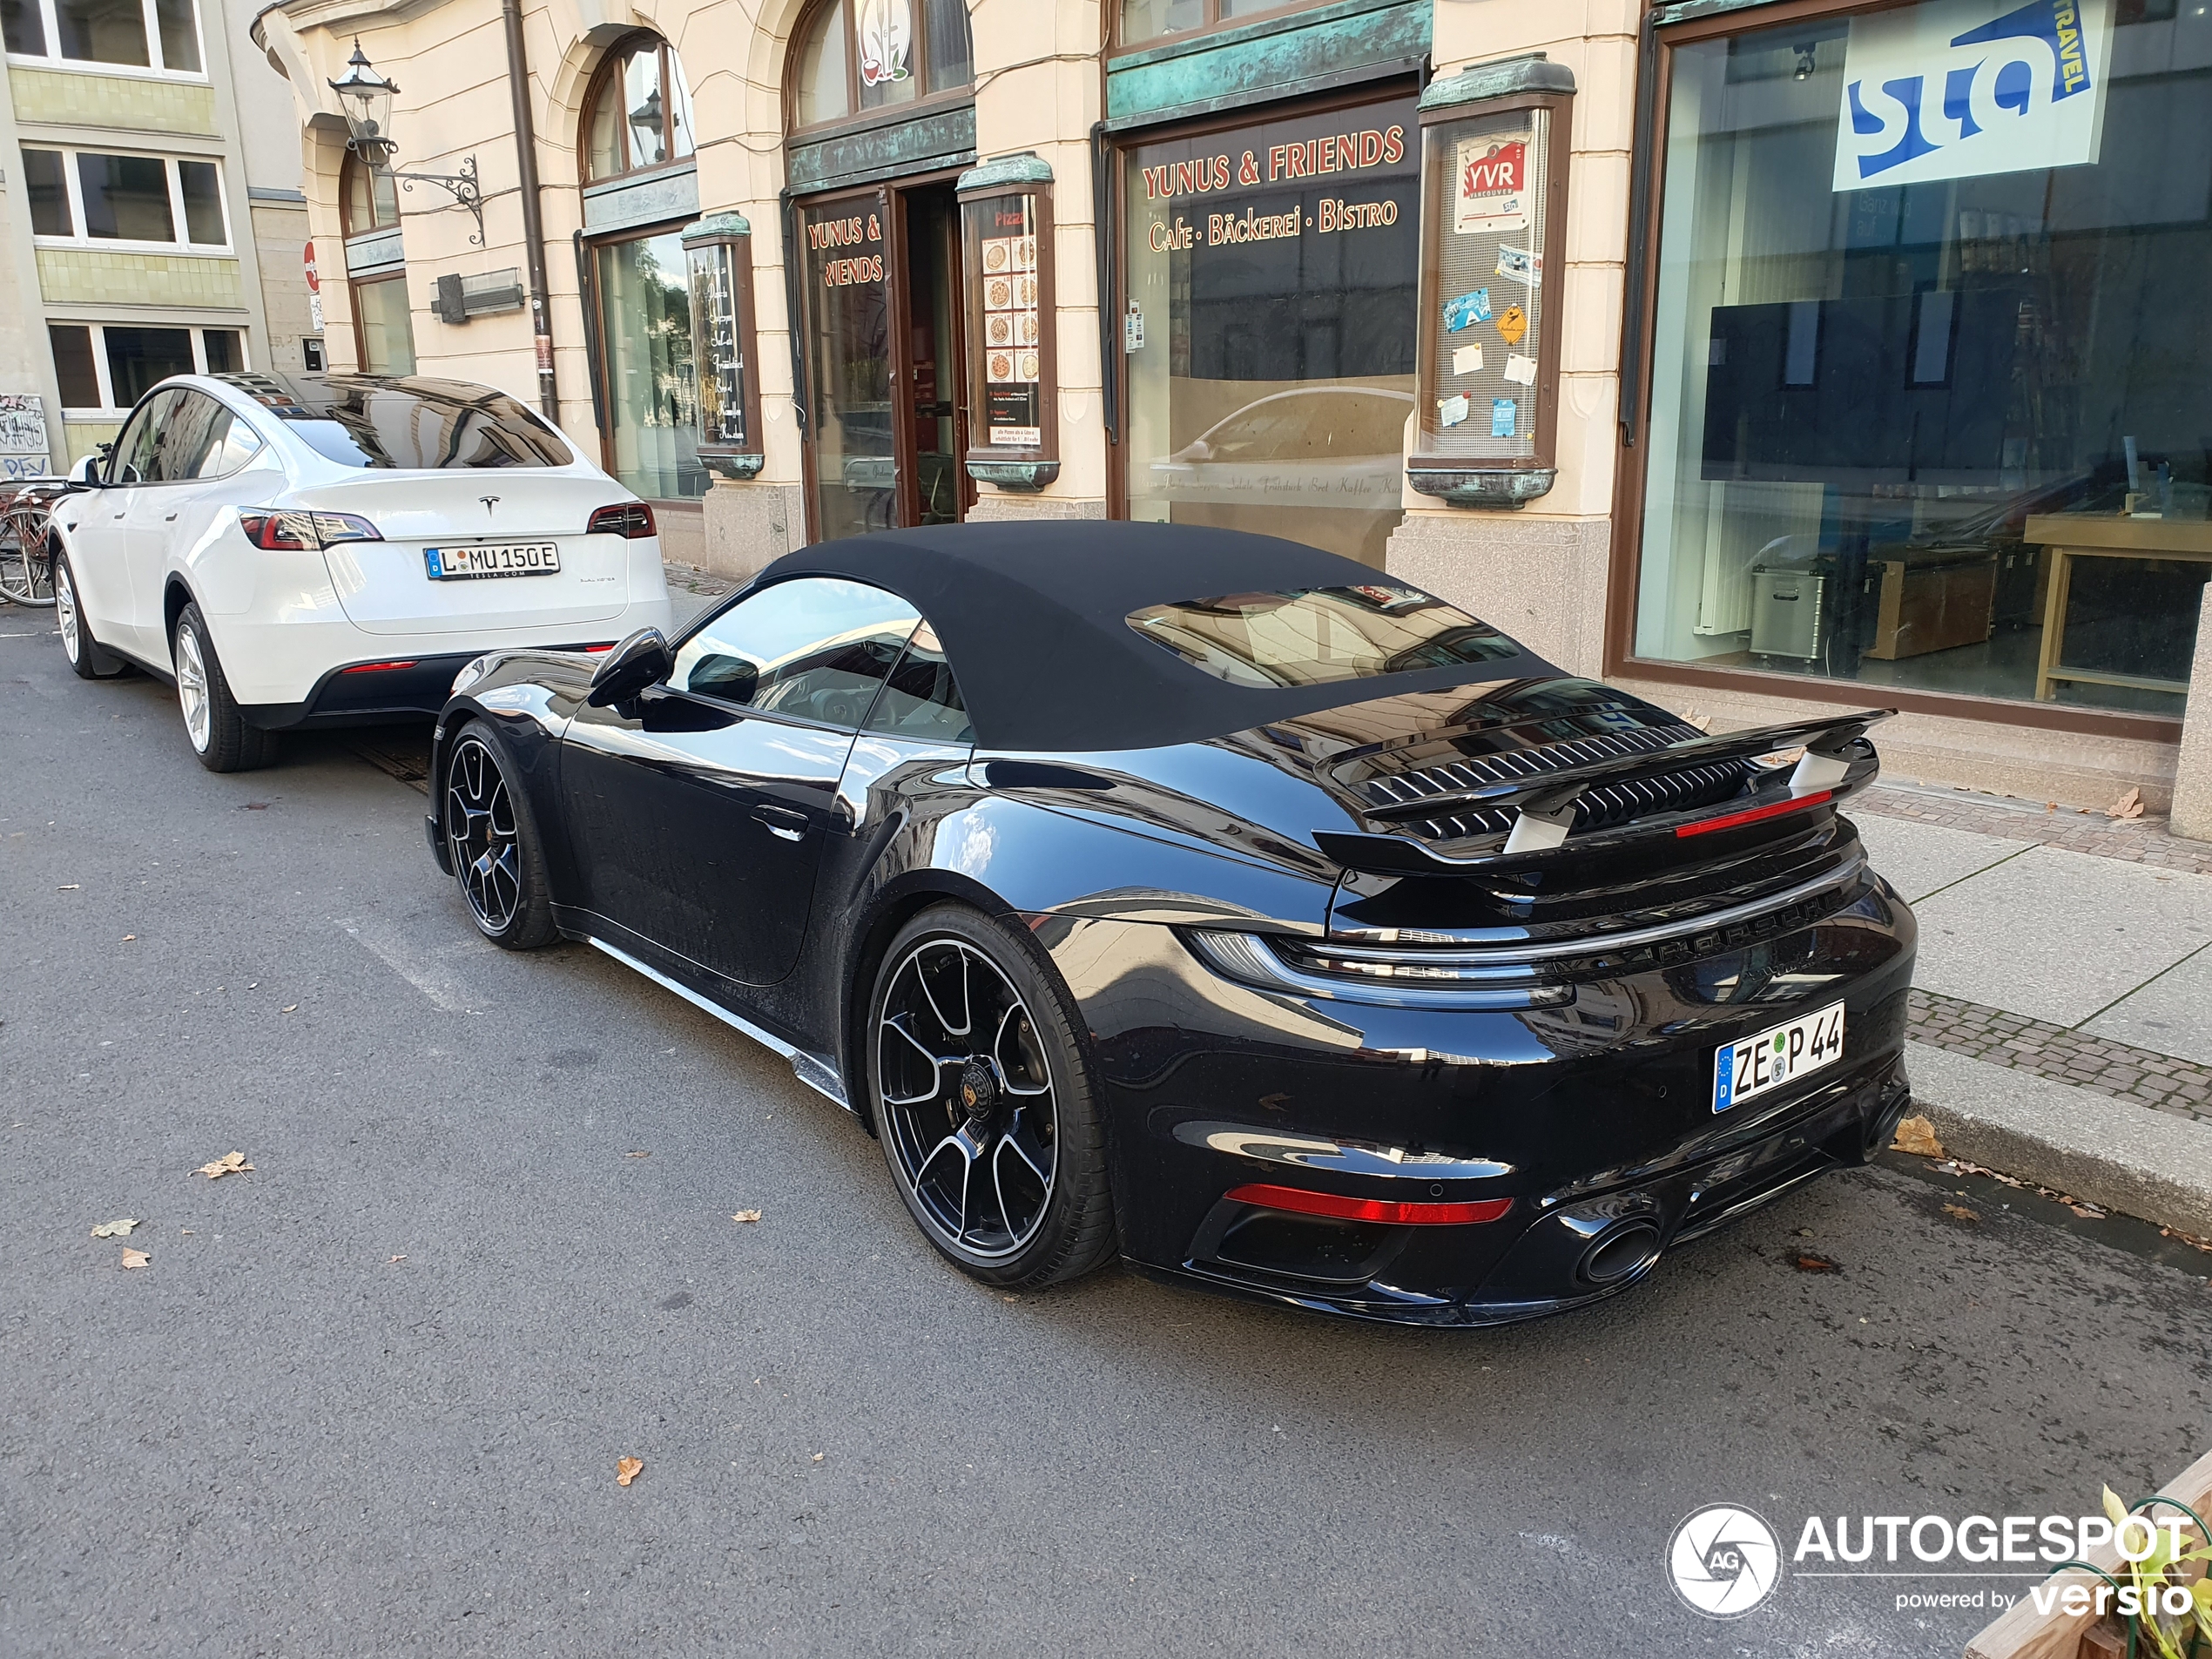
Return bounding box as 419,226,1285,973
582,34,696,182
1630,3,2212,720
592,228,705,499
787,0,974,132
1121,91,1420,568
1118,0,1319,51
341,148,399,238
352,275,415,376
5,0,201,71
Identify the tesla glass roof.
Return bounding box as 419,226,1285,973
754,523,1556,752
212,373,571,469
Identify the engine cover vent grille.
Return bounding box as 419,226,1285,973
1356,723,1752,843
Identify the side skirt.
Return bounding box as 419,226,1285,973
585,935,853,1113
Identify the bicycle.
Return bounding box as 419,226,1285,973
0,479,74,608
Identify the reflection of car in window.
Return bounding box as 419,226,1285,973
1158,387,1414,474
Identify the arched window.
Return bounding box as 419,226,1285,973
789,0,972,132
341,147,398,238
583,33,697,182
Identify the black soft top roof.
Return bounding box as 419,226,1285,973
755,522,1559,752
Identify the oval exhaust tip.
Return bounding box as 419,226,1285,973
1580,1221,1662,1286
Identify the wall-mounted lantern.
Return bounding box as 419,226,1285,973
956,153,1057,493
328,38,489,248
682,212,765,481
1407,55,1575,508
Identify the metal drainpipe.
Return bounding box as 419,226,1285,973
502,0,558,419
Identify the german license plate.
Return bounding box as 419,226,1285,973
1713,1001,1845,1113
425,543,561,580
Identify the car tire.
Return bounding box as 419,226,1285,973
52,547,125,680
172,603,276,772
868,902,1117,1289
442,719,559,951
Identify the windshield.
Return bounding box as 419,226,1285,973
1127,584,1519,689
214,372,571,469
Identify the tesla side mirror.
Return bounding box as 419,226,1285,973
66,455,103,487
587,626,674,707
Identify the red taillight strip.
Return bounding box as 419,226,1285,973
1225,1183,1514,1226
1676,789,1832,840
339,659,418,675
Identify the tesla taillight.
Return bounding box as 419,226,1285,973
1224,1184,1514,1226
238,510,381,550
587,502,656,539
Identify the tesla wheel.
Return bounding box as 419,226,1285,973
869,904,1116,1289
172,603,275,772
443,721,557,950
53,549,125,680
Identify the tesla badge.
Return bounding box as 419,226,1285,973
480,495,500,516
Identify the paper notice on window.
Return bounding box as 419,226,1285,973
1490,398,1517,438
1451,343,1483,377
1453,135,1530,236
1502,353,1537,385
1438,394,1471,428
1494,246,1541,287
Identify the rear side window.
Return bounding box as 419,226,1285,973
226,374,572,469
672,577,919,728
865,623,970,745
1127,584,1519,689
109,388,177,483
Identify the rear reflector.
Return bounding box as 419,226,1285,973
1676,789,1831,840
339,659,418,675
1225,1183,1513,1226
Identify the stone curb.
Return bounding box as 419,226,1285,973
1906,1041,2212,1239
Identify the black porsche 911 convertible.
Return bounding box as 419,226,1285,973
425,522,1915,1325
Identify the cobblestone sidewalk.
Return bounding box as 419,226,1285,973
1907,988,2212,1129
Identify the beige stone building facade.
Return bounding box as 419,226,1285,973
246,0,2212,824
1,0,310,471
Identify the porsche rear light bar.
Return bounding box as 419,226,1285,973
239,510,381,550
1226,1184,1514,1226
587,502,656,539
1676,789,1832,839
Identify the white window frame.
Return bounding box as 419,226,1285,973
24,144,233,254
50,320,249,415
4,0,207,80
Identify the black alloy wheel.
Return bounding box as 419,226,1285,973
870,904,1116,1288
444,723,556,949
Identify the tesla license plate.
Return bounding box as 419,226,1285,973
1712,1001,1845,1113
424,543,561,580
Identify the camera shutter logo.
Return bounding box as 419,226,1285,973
1669,1504,1784,1618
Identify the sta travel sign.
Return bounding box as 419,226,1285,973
1832,0,2113,192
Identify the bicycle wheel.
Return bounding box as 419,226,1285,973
0,504,57,607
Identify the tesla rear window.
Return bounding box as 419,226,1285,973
1127,585,1519,689
214,373,571,469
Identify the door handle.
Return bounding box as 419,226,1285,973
163,513,179,523
752,804,808,842
111,510,125,519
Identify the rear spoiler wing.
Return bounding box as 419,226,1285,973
1326,708,1894,869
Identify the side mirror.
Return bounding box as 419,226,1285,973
586,626,673,707
66,455,104,487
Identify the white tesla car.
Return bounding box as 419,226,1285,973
48,372,675,771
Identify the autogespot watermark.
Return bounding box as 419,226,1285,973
1669,1503,2198,1621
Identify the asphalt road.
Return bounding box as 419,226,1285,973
4,612,2210,1658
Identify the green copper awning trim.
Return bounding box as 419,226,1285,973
680,211,752,245
1649,0,1791,24
957,153,1053,195
787,99,976,196
1104,0,1428,132
1418,53,1575,111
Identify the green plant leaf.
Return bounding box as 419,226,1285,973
2105,1486,2132,1529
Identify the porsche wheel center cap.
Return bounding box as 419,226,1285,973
958,1059,1001,1128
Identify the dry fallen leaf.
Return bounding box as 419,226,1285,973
120,1248,150,1270
811,1453,825,1463
388,1254,407,1264
90,1218,139,1238
1791,1252,1841,1273
1943,1203,1980,1223
193,1151,253,1180
616,1457,643,1487
2069,1204,2107,1220
624,1150,651,1159
1682,709,1715,733
121,934,136,942
1891,1115,1945,1158
732,1210,762,1224
280,1004,299,1015
2106,786,2146,820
